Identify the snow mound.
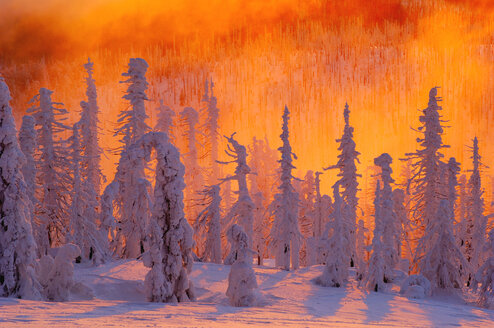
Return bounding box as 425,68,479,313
400,274,432,299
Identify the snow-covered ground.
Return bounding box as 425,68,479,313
1,260,493,327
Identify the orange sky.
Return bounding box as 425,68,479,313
0,0,493,201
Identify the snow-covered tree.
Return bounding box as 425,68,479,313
456,174,468,248
474,227,494,307
325,102,360,267
112,58,152,259
374,153,399,277
201,78,220,184
252,191,266,265
299,170,315,267
316,183,349,287
307,172,333,266
112,143,152,258
355,219,368,280
248,136,278,264
115,58,151,149
79,58,103,196
403,87,449,273
363,181,387,292
0,78,42,300
38,243,81,302
226,224,259,307
100,180,118,251
465,137,488,272
18,115,37,207
155,99,175,140
180,107,205,246
194,185,222,264
67,124,107,264
393,188,412,268
27,87,71,254
141,132,195,303
313,171,330,239
219,133,254,248
270,106,301,270
420,199,468,291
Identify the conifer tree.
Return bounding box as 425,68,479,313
364,181,387,292
79,58,103,196
18,115,37,207
374,153,399,277
219,133,254,248
465,137,488,272
194,185,222,264
270,106,301,270
0,78,42,300
155,99,175,141
226,224,259,307
201,79,220,184
299,170,315,267
355,219,368,279
325,103,360,267
27,88,71,254
316,183,349,287
403,87,449,273
180,107,205,244
115,58,151,149
420,199,468,291
474,227,494,307
112,58,152,259
140,132,195,303
67,124,107,264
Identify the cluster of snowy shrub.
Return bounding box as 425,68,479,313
1,57,493,309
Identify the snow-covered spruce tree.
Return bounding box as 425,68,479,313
27,87,71,254
226,224,259,307
355,219,368,280
324,102,360,267
456,174,468,249
155,99,175,140
420,199,468,291
299,170,315,267
269,106,302,271
252,191,266,265
0,78,42,300
474,227,494,307
447,158,461,224
219,133,254,249
248,136,278,264
316,183,349,287
99,180,118,251
465,137,488,273
67,124,107,264
179,107,205,251
115,58,151,149
112,58,152,259
19,115,37,207
224,224,244,265
201,78,220,185
374,153,399,278
363,181,387,292
313,171,330,239
38,243,82,302
403,87,449,273
194,185,222,264
112,143,152,258
79,58,103,197
141,132,195,303
307,171,333,266
393,188,412,269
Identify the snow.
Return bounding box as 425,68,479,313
1,260,493,327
